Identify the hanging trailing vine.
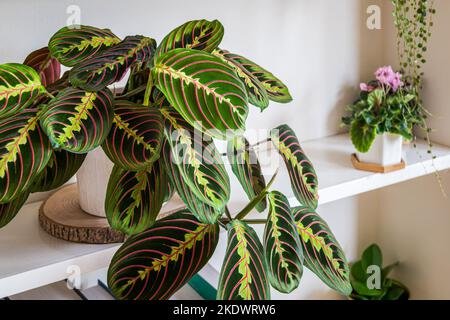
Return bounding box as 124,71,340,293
391,0,436,153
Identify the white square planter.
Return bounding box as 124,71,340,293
356,133,403,167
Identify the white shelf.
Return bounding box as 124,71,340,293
0,201,119,298
1,133,449,298
270,133,450,206
0,194,186,298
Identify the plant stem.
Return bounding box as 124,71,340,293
234,168,278,221
241,219,266,225
220,137,272,157
218,220,228,230
118,85,147,99
224,206,233,220
143,73,153,107
44,91,55,100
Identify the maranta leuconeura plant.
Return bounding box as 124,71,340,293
0,19,351,299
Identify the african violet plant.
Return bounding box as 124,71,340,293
342,66,419,153
0,19,351,300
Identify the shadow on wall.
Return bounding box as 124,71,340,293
326,0,386,139
377,173,450,299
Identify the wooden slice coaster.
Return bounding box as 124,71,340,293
351,154,406,173
39,184,125,244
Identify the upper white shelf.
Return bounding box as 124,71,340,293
270,133,450,206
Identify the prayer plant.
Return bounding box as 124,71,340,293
0,19,351,300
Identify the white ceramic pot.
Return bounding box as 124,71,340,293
356,133,403,166
76,147,114,217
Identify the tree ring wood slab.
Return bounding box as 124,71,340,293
351,154,406,173
39,184,125,244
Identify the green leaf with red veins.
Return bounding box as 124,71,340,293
108,209,219,300
0,108,52,203
102,100,163,171
69,36,156,91
40,87,114,153
0,190,30,229
217,220,270,300
227,136,267,212
31,149,86,193
153,48,249,140
105,160,166,236
213,48,269,110
48,25,121,67
156,19,224,56
264,191,303,293
271,124,319,209
162,108,230,211
24,47,61,87
292,206,352,296
0,63,45,120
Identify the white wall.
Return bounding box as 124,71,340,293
377,0,450,299
382,0,450,146
0,0,384,141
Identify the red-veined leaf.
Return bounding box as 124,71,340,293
263,191,303,293
292,206,352,295
227,136,266,212
161,140,222,224
271,124,318,209
162,109,230,211
0,108,52,203
102,100,163,171
0,190,30,229
213,48,269,110
107,209,219,300
40,87,114,153
48,25,121,67
162,175,174,204
23,47,61,86
156,19,224,56
151,88,169,108
105,160,167,236
153,48,249,140
69,36,156,91
217,220,270,300
31,149,86,193
220,51,292,103
0,63,45,119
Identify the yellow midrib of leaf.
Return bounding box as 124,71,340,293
61,36,120,54
154,63,239,113
161,109,221,206
113,113,155,152
56,92,96,145
120,223,210,291
0,114,39,178
234,222,253,300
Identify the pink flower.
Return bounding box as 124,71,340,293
391,72,404,92
374,66,405,92
375,66,396,86
360,82,375,92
